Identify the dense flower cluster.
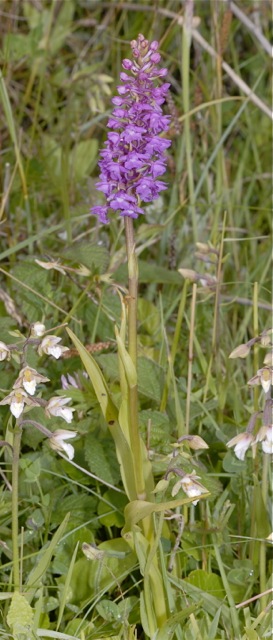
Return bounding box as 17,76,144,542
91,33,171,223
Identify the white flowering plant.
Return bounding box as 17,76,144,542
0,323,77,457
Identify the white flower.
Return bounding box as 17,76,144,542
229,343,251,359
248,367,273,394
31,322,46,337
177,435,209,450
254,425,273,454
49,429,77,460
263,351,273,366
45,396,75,423
38,336,69,359
13,367,50,396
226,432,255,461
35,259,67,275
172,471,208,505
0,389,38,418
0,341,11,362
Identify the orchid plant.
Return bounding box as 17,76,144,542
0,322,76,592
66,34,210,637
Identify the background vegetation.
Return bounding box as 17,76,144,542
0,1,272,638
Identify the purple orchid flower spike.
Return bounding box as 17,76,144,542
91,34,171,223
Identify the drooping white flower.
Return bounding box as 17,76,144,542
0,389,39,418
38,336,69,359
49,429,77,460
229,343,251,359
31,322,46,338
0,341,11,362
263,351,273,366
177,435,209,450
172,470,208,505
248,367,273,394
35,259,67,275
45,396,75,423
254,425,273,454
13,367,50,396
226,432,255,461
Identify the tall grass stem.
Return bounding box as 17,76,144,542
12,424,22,591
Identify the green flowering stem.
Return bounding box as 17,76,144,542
11,423,22,591
124,216,145,499
124,216,169,631
260,452,269,610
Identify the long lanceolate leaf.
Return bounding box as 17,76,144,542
25,513,70,603
66,327,136,500
66,327,118,423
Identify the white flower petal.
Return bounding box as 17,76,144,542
61,442,75,460
58,407,73,423
261,378,271,393
31,322,46,337
262,440,273,454
54,429,77,441
10,400,24,418
48,346,63,359
0,342,10,361
23,379,37,395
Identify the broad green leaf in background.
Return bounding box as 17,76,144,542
115,259,182,285
98,354,164,402
7,591,34,639
184,569,225,598
70,140,98,181
62,241,110,273
46,0,75,55
97,489,128,527
84,433,121,486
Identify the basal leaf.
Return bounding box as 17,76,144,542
184,569,225,598
7,592,34,637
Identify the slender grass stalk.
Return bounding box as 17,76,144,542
210,0,225,242
11,424,22,592
213,538,241,638
253,282,259,412
161,280,188,413
212,213,226,355
185,283,197,434
260,453,269,611
182,0,197,242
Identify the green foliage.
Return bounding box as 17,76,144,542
7,592,34,639
0,1,271,638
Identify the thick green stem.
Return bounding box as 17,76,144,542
124,217,168,629
124,216,145,499
12,424,22,591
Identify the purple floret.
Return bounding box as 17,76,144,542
90,33,171,224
